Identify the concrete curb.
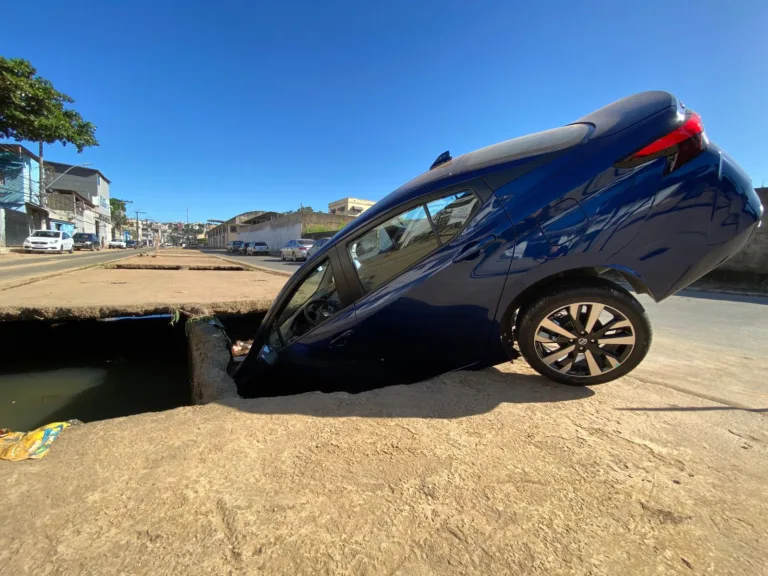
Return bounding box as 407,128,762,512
0,250,151,292
186,318,239,404
208,253,293,278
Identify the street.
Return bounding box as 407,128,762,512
201,248,304,274
0,248,149,287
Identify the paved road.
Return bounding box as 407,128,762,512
202,249,304,274
0,248,149,285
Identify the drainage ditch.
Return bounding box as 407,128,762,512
0,316,192,431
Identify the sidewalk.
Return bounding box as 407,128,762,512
0,250,287,320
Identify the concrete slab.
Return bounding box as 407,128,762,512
0,268,286,320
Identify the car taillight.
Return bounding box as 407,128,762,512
618,111,708,174
298,246,308,250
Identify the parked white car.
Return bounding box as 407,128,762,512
23,230,74,254
108,239,127,249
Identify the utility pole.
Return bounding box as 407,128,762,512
38,142,44,211
134,210,145,245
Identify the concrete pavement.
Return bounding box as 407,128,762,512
0,248,150,288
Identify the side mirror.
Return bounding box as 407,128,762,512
257,344,278,366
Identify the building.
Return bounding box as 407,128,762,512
206,211,267,248
0,144,48,246
328,197,376,217
47,161,113,240
46,189,97,236
236,211,356,250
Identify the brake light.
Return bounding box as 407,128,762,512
298,246,308,250
620,112,708,173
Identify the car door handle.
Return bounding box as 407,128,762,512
329,330,354,348
452,234,496,263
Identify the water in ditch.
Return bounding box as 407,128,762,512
0,317,190,431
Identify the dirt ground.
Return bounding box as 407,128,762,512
0,267,285,319
0,360,765,576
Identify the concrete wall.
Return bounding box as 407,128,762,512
238,213,302,250
715,188,767,275
235,212,356,250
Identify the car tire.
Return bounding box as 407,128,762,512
516,278,652,386
69,245,74,254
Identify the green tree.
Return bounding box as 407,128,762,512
0,57,98,151
110,198,129,229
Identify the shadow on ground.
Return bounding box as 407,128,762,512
221,366,594,419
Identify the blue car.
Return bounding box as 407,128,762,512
235,92,763,395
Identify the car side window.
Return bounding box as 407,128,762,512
425,191,480,244
347,205,438,294
270,258,342,348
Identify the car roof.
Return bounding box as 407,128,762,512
329,91,674,244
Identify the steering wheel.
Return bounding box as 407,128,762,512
303,296,340,326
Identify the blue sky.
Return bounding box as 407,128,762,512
3,0,767,222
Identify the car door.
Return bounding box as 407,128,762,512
233,248,363,395
341,181,516,384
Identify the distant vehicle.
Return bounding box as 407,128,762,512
226,241,243,253
23,230,74,254
280,239,315,262
125,240,137,249
240,242,251,255
234,91,764,397
73,232,101,251
246,241,270,256
108,239,127,249
306,238,332,259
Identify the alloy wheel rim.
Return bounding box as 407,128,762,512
533,302,636,378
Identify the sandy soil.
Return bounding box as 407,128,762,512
0,360,765,576
0,268,286,319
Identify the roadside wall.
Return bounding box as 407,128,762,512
236,212,355,250
715,187,768,275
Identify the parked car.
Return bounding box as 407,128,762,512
246,241,270,256
234,91,763,398
125,240,138,249
23,230,74,254
280,239,315,262
306,238,332,260
226,241,244,253
72,232,101,251
108,239,127,249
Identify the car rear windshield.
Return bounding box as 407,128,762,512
73,234,92,240
233,241,243,245
32,231,60,238
298,240,315,246
254,242,267,246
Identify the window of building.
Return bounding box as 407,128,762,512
347,205,438,294
230,226,237,233
96,174,101,186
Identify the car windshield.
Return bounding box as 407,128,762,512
298,240,315,246
32,231,60,238
233,241,243,246
73,234,91,240
254,242,267,246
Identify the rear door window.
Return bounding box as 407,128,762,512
425,191,480,245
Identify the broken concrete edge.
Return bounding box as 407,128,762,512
104,263,248,271
186,316,240,404
0,251,146,292
207,253,293,277
0,298,274,322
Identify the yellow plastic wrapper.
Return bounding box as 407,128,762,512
0,422,71,461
